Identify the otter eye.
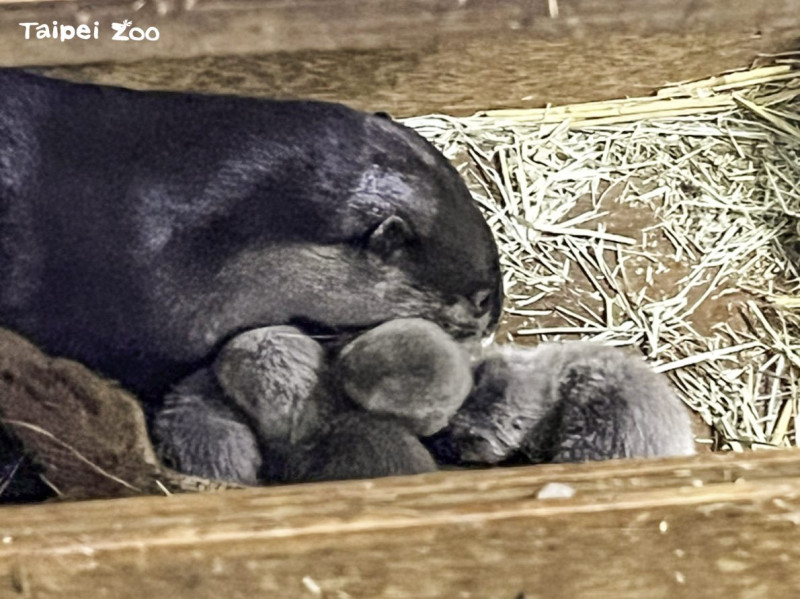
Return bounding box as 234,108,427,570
472,288,493,311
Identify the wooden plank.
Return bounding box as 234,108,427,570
1,1,799,115
2,449,800,598
33,30,800,117
1,0,798,67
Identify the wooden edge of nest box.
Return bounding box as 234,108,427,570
2,448,800,597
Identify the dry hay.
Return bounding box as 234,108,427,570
403,57,800,453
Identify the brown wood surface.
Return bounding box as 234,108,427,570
1,0,798,65
32,30,800,117
0,1,798,115
2,449,800,598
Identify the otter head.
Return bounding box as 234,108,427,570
308,114,504,341
183,110,503,358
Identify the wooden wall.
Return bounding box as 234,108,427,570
1,0,798,115
3,449,800,598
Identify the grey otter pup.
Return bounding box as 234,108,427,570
153,326,338,485
152,370,264,486
213,325,336,448
440,343,695,465
337,318,473,436
154,320,458,486
291,412,437,483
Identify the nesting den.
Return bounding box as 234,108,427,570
404,63,800,454
2,2,800,596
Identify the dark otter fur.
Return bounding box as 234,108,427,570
0,69,503,403
290,412,437,483
152,370,265,486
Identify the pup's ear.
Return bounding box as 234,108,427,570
368,215,414,259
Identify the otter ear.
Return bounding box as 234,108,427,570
368,215,414,258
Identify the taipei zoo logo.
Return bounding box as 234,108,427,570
20,20,160,42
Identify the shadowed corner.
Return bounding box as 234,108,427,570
0,327,246,502
0,426,54,503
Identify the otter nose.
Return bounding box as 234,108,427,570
472,276,504,331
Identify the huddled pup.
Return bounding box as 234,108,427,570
428,343,696,466
152,320,460,484
152,319,695,486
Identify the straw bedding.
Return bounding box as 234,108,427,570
4,61,800,502
403,58,800,452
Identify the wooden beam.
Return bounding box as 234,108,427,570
1,0,799,67
32,30,799,117
2,1,795,115
2,449,800,597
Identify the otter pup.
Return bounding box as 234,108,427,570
153,320,464,485
337,318,473,436
212,325,336,448
152,326,339,484
150,370,265,486
433,343,695,465
290,412,437,483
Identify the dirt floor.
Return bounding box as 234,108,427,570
492,184,724,452
404,67,800,453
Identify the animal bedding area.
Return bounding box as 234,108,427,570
402,59,800,453
2,61,800,503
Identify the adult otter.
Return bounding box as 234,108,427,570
0,70,503,401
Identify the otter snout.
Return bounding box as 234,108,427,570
440,275,504,340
